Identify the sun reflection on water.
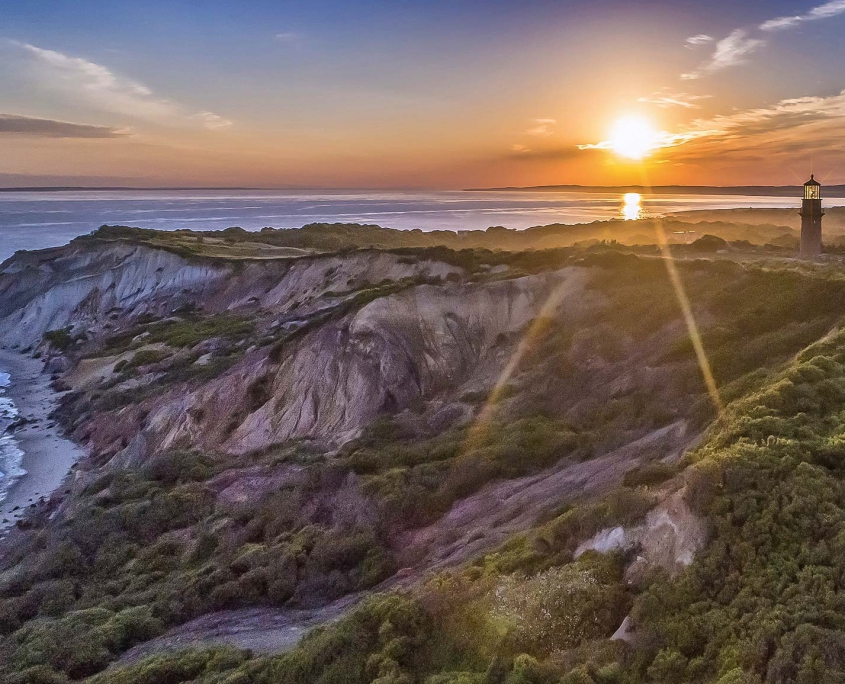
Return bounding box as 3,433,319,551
622,192,642,220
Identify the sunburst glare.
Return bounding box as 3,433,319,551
609,116,659,160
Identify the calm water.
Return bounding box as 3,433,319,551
0,188,830,263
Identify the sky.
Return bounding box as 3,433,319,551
3,0,845,188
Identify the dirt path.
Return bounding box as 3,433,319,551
116,594,360,666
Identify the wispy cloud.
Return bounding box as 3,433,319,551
274,32,301,43
511,143,530,153
525,118,556,136
638,90,712,109
0,113,128,138
685,34,714,48
761,0,845,31
759,16,804,31
194,112,233,130
682,30,765,80
577,128,714,155
681,1,845,81
13,42,231,130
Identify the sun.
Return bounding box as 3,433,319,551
609,116,659,160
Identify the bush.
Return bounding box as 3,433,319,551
84,647,250,684
490,557,628,655
622,462,676,488
42,328,74,351
148,315,253,348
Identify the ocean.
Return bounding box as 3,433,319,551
0,186,835,506
0,371,25,510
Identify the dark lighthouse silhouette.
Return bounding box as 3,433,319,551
800,174,824,258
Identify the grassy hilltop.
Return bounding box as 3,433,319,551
73,217,800,261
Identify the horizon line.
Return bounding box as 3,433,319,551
1,183,841,194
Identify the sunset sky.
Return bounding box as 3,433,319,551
4,0,845,188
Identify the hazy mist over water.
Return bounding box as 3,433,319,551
0,188,831,263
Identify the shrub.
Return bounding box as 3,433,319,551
147,315,254,349
489,557,628,655
622,462,676,488
42,328,74,351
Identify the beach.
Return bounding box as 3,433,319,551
0,348,84,533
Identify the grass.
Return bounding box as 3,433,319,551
145,315,255,349
78,220,799,261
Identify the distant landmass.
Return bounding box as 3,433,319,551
0,186,265,192
3,184,845,196
468,184,845,196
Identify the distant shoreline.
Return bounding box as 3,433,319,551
0,186,277,193
1,185,842,196
465,184,845,197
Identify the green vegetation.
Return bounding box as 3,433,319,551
113,349,172,375
343,417,591,529
43,327,78,351
77,218,797,262
630,331,845,683
144,316,254,349
0,450,395,681
73,487,653,684
14,244,845,682
88,330,845,683
84,648,250,684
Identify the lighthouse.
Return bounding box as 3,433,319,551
800,174,823,258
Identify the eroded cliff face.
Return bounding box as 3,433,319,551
0,244,229,349
154,268,597,454
0,243,462,350
2,240,616,458
2,242,711,508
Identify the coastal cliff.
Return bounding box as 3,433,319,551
3,231,845,682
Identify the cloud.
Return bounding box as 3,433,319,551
194,112,233,130
274,32,301,43
511,143,530,153
0,113,128,138
682,30,765,79
685,34,714,47
507,145,586,161
13,42,231,130
682,1,845,80
761,0,845,30
759,16,803,31
638,90,712,109
577,128,714,155
579,89,845,163
525,118,556,136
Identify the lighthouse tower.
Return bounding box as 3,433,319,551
800,174,823,258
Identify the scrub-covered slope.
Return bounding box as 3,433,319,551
2,231,845,683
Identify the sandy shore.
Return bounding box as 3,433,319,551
0,348,85,533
